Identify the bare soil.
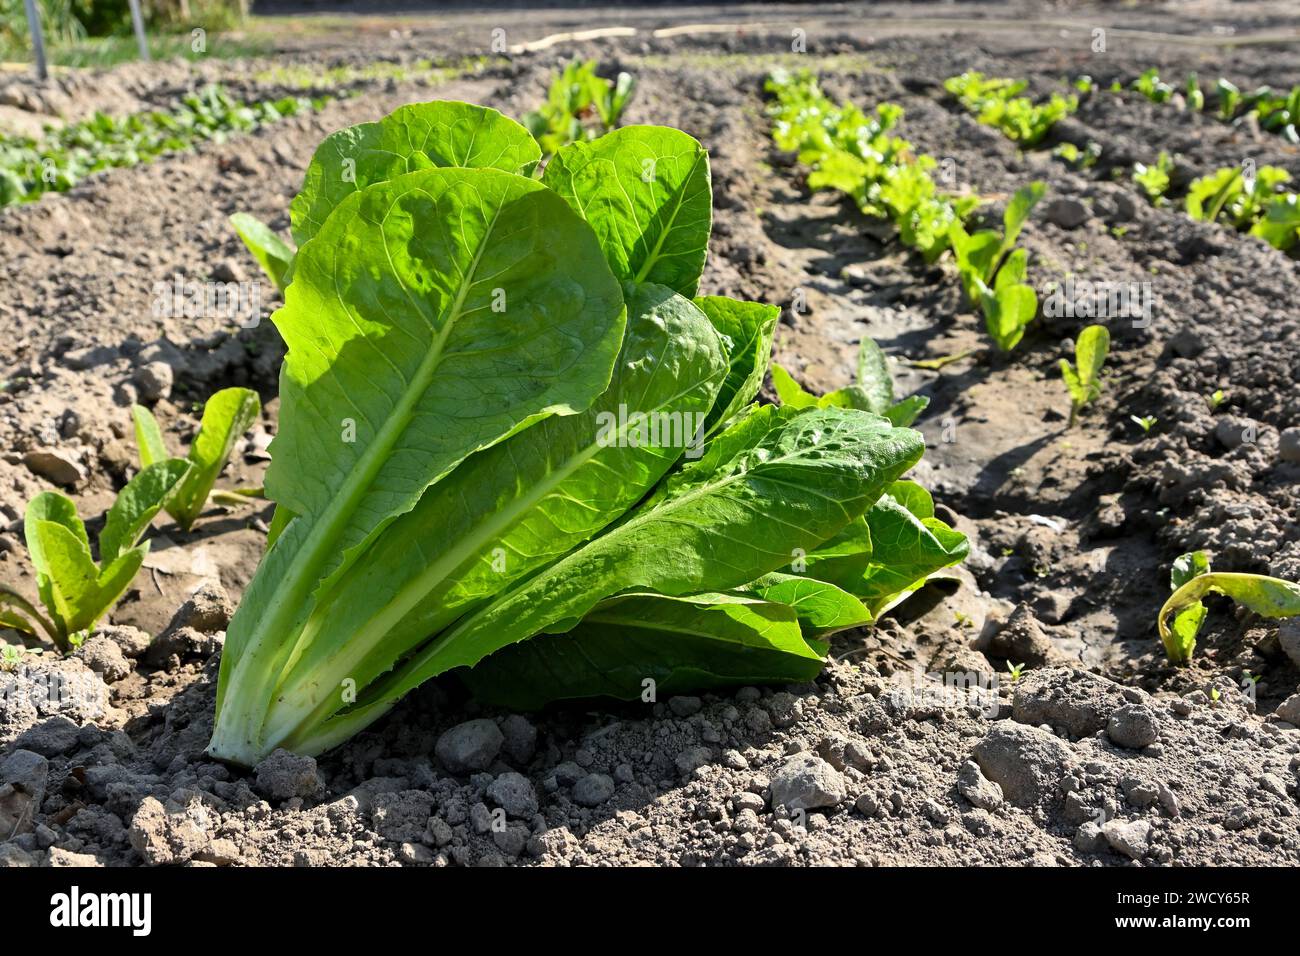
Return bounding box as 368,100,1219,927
2,2,1299,867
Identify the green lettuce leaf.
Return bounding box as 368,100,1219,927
693,296,778,433
856,336,895,412
257,284,727,750
310,405,922,749
170,387,261,531
458,592,824,710
23,492,149,641
209,166,625,762
855,481,969,615
99,458,192,563
746,573,873,635
131,404,168,467
289,101,541,247
229,213,295,293
542,125,712,296
1159,553,1300,664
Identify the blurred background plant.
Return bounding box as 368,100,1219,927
2,0,251,66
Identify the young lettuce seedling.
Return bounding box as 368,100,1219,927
0,461,191,652
1158,551,1300,664
229,213,295,293
1060,324,1110,427
944,72,1077,146
132,387,262,532
0,643,29,671
1133,68,1174,104
1130,414,1158,432
771,336,929,427
1216,78,1242,120
1054,141,1101,170
1186,164,1294,244
522,59,637,157
949,182,1046,351
765,69,978,264
1132,151,1173,205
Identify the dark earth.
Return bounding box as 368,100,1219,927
2,1,1299,866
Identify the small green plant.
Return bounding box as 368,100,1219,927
0,85,322,209
1133,68,1174,104
522,59,636,157
1186,165,1292,230
0,462,191,652
1132,151,1173,205
1130,414,1158,432
772,336,929,426
1249,84,1300,143
1249,193,1300,251
949,183,1046,351
1060,325,1110,427
1158,551,1300,664
1206,389,1227,412
944,73,1077,146
1216,78,1242,120
132,388,261,532
1184,163,1300,250
1185,73,1205,111
765,69,978,264
0,643,28,671
229,213,294,293
1006,660,1026,682
1054,141,1101,169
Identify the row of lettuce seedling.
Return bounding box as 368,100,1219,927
763,68,1300,667
943,69,1300,253
766,68,1046,352
0,85,329,207
1104,68,1300,144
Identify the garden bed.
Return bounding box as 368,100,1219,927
1,5,1299,867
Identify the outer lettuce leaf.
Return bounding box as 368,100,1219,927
800,480,967,616
693,296,778,433
542,126,712,296
458,592,824,710
260,284,726,749
302,405,923,750
803,518,874,587
210,166,625,762
746,573,873,635
289,101,541,247
855,481,969,615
